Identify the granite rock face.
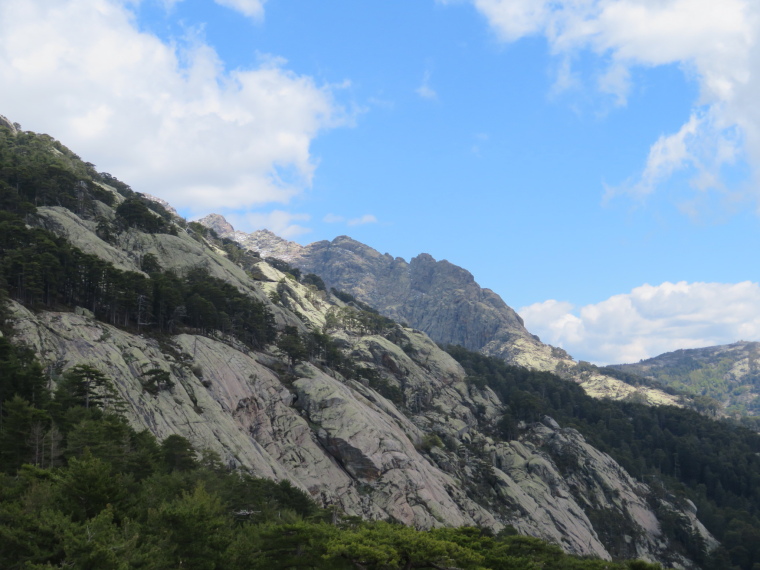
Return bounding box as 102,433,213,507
199,214,305,262
0,114,17,135
201,217,680,407
298,238,530,353
9,201,708,566
10,297,709,566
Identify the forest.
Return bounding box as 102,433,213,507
446,346,760,570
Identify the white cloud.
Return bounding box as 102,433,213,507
461,0,760,209
347,214,378,226
214,0,267,19
157,0,266,19
415,70,438,100
224,210,311,239
0,0,346,217
520,281,760,365
323,213,377,226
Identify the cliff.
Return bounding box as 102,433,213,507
202,219,681,408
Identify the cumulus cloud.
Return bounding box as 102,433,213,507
224,210,312,239
519,281,760,365
460,0,760,209
0,0,345,217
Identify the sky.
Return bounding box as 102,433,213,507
1,0,760,364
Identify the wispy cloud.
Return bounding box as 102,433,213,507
323,213,345,223
471,132,489,155
520,281,760,364
415,70,438,100
214,0,267,19
459,0,759,213
323,213,377,226
347,214,377,226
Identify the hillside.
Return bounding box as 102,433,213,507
199,215,682,408
611,341,760,417
4,121,760,569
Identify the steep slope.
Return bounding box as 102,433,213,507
200,216,681,408
611,341,760,416
8,293,710,566
0,123,714,567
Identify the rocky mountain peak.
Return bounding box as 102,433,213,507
198,213,235,237
0,114,17,135
197,215,305,261
196,216,682,406
142,193,179,217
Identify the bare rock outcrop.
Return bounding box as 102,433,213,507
198,214,305,262
197,216,679,407
8,200,707,566
9,295,709,566
0,114,18,135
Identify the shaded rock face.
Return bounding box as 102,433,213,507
294,236,533,354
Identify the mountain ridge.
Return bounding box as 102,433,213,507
199,214,683,408
611,340,760,417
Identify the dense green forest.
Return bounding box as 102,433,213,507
446,346,760,570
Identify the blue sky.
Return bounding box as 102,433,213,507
2,0,760,364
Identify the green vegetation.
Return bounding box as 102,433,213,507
446,345,760,570
0,330,662,569
302,272,326,291
0,209,276,344
115,198,176,234
611,345,760,417
265,257,301,280
0,124,276,347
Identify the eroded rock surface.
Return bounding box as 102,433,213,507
200,216,680,408
8,204,709,567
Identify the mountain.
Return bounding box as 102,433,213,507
199,215,682,408
7,120,760,569
611,341,760,417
